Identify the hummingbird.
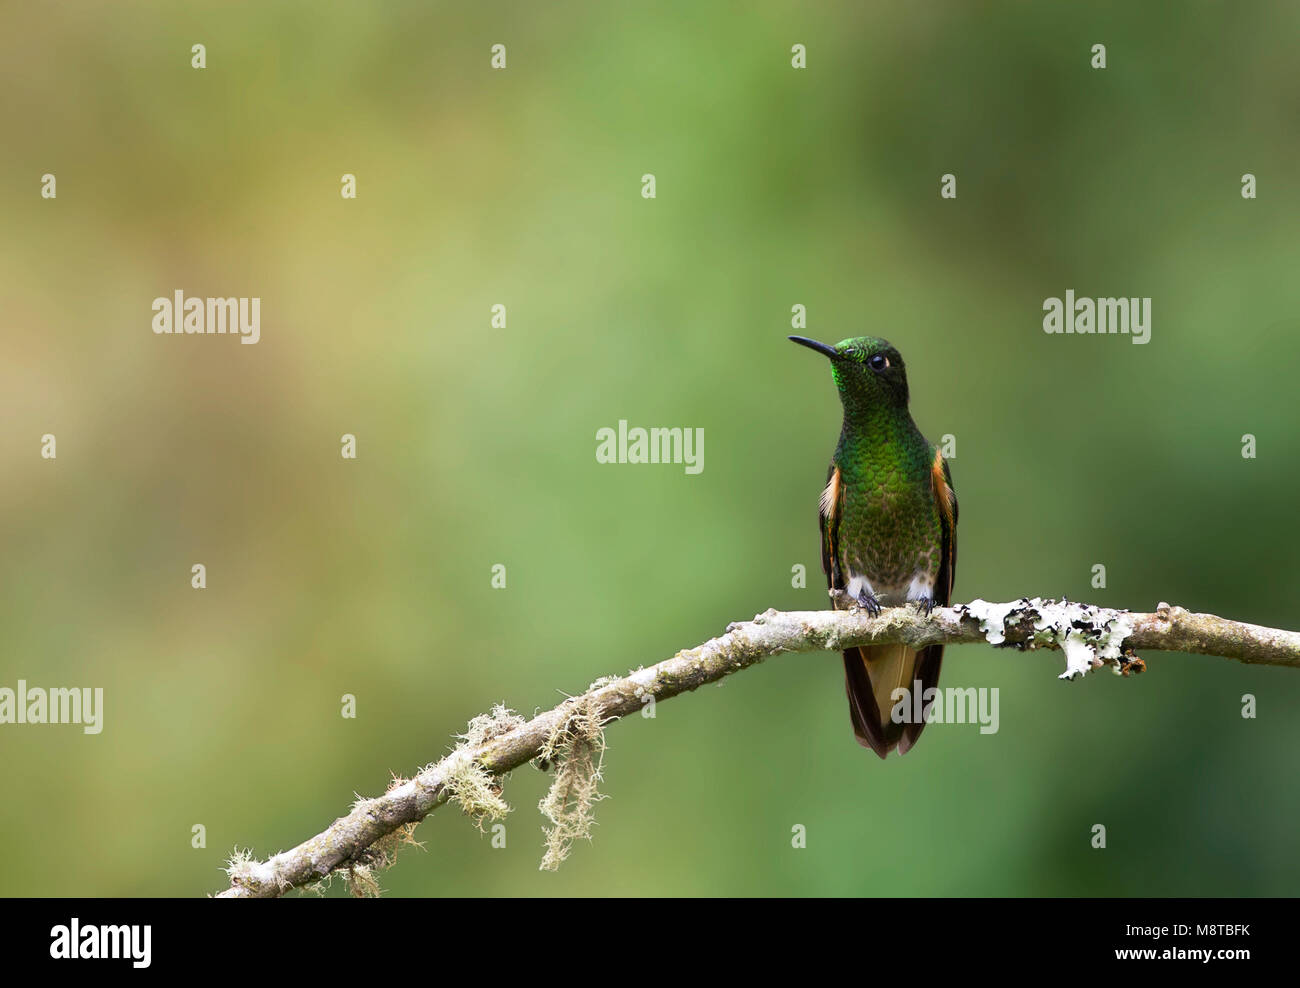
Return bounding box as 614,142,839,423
789,335,958,759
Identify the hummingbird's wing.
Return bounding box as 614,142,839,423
934,454,957,602
900,451,958,753
818,463,843,590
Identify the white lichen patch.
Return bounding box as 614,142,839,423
1056,629,1100,680
960,597,1137,680
1029,598,1136,679
962,599,1025,645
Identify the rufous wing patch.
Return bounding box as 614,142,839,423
820,465,841,520
931,449,955,529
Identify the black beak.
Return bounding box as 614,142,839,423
788,336,839,359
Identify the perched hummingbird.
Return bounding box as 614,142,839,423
790,336,958,759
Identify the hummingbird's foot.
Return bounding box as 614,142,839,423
852,589,882,617
912,596,937,617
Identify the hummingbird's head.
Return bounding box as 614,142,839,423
788,335,910,411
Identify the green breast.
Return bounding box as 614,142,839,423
834,418,942,597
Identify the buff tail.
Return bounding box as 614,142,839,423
843,642,944,758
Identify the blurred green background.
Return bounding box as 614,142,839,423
2,1,1298,897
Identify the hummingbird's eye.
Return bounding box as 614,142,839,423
868,353,889,371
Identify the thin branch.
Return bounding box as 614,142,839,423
213,598,1300,898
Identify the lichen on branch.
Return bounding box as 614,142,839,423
215,598,1300,898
